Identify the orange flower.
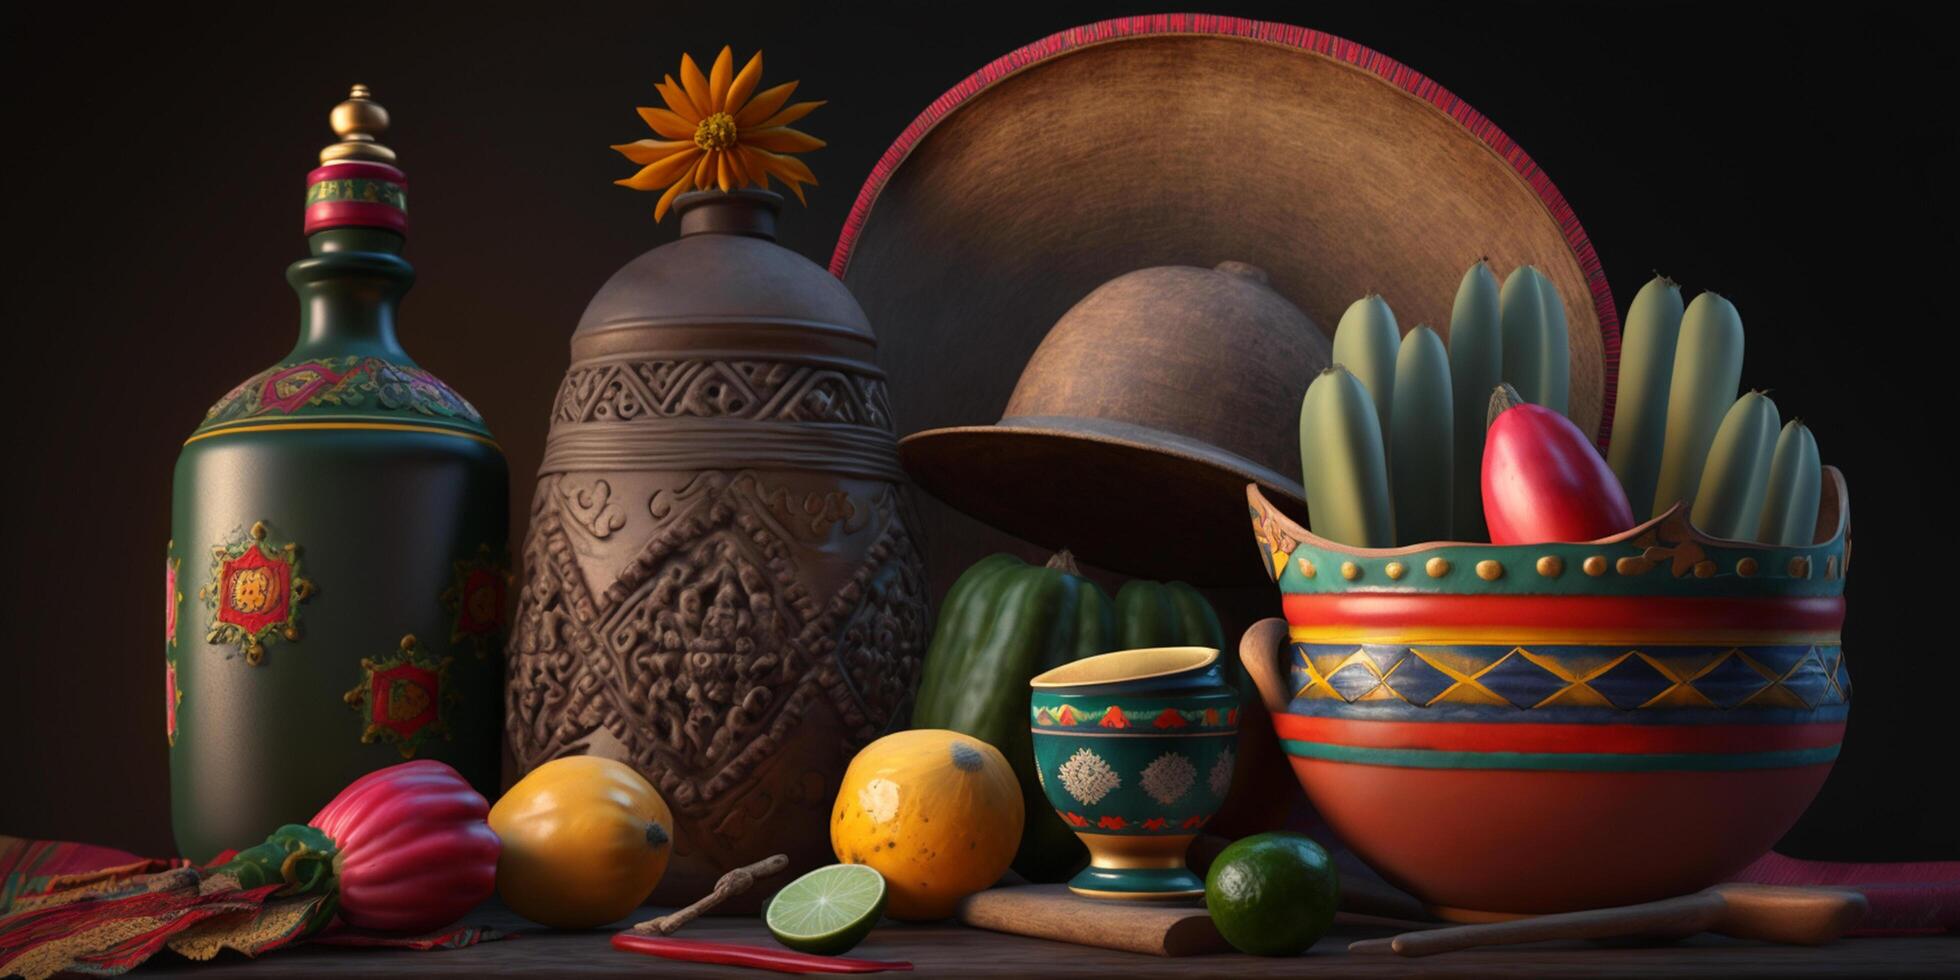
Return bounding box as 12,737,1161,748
612,46,825,221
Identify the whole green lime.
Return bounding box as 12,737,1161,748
1204,832,1340,956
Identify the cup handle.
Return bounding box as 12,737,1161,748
1239,618,1291,715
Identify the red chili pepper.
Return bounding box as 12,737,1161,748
611,933,914,974
1482,383,1635,544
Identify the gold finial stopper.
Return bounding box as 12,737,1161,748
321,84,396,164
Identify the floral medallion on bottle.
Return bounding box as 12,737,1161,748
165,543,182,648
343,634,456,758
200,521,314,665
441,545,509,658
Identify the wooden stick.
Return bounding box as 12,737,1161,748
631,854,790,936
1349,892,1726,956
1347,885,1867,957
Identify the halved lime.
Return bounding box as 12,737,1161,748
765,863,888,956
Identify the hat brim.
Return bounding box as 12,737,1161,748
836,17,1619,443
900,418,1309,585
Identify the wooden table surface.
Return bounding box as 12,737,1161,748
132,900,1957,978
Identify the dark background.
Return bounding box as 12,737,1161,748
3,2,1951,859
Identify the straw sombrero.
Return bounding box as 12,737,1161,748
835,14,1621,587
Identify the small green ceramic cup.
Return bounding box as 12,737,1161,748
1030,647,1239,900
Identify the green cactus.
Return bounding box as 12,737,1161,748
1606,275,1685,519
1299,365,1396,548
1332,293,1401,439
1500,266,1564,412
1448,260,1502,541
1692,390,1780,539
1534,270,1571,416
1390,326,1453,545
1652,291,1745,518
1757,420,1822,546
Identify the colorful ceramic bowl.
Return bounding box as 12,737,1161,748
1030,648,1239,900
1242,468,1852,919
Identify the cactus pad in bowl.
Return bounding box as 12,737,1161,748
1240,468,1851,919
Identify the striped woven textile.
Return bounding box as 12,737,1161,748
0,836,503,977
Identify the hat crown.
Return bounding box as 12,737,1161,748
1002,262,1331,480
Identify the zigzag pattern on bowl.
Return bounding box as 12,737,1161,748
1290,642,1849,713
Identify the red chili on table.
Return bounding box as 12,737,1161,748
610,933,914,974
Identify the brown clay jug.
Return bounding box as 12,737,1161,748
507,189,930,905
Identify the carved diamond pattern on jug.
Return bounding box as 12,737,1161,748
594,366,652,421
634,360,702,405
677,361,766,416
807,508,929,740
600,474,813,768
505,469,931,820
856,375,893,431
550,358,896,429
597,551,801,772
549,363,617,424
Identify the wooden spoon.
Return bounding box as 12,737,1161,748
1348,884,1867,956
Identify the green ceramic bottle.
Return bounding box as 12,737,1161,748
167,86,508,862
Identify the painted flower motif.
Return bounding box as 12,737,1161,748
1209,748,1236,798
1140,752,1196,805
462,571,503,630
201,521,313,665
1181,815,1206,830
1141,817,1169,832
165,659,183,748
1061,811,1090,828
259,363,346,413
1153,708,1188,729
1099,705,1129,729
1097,815,1129,831
228,567,275,614
613,46,826,221
1057,747,1120,806
164,550,182,647
343,634,457,759
1056,704,1078,726
1034,706,1055,726
443,544,510,658
205,377,256,420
